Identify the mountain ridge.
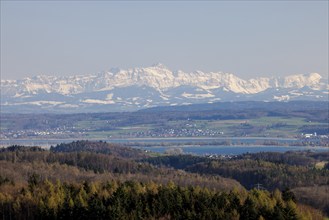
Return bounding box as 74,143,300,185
1,64,328,113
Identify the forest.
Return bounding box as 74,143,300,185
0,141,328,219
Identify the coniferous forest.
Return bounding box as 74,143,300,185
0,141,328,219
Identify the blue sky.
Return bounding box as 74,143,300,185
1,1,328,79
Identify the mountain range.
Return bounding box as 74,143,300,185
1,63,328,113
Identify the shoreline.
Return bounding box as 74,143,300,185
0,137,328,148
0,136,298,142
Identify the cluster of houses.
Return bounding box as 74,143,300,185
302,132,328,139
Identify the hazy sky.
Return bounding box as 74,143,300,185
1,1,328,80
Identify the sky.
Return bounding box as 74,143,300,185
1,1,328,80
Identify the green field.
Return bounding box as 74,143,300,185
1,106,328,140
70,116,327,139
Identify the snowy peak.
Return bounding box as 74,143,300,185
1,64,328,113
1,66,326,95
280,72,322,88
151,62,170,69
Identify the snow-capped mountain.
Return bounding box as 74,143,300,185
1,64,328,113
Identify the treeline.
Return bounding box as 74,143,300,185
50,140,147,159
144,152,329,215
0,142,151,174
239,151,329,167
144,152,329,190
186,159,328,190
0,142,242,192
0,178,322,220
0,141,328,218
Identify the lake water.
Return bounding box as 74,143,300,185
1,138,327,155
0,137,298,146
132,145,328,155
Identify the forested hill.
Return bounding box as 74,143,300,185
143,151,329,216
0,141,242,190
0,179,319,220
50,140,147,159
0,141,328,219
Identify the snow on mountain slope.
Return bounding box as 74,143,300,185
1,64,328,113
278,72,322,89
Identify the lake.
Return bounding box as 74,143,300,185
1,138,327,155
0,137,298,146
132,145,328,155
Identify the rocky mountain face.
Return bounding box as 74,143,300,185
1,64,328,113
